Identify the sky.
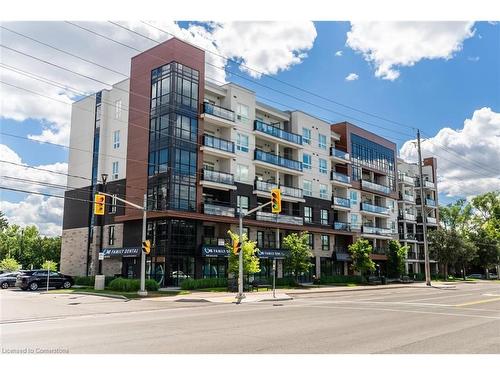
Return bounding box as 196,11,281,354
0,21,499,236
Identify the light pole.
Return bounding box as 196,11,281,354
98,173,108,275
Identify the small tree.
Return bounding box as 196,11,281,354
348,239,375,280
282,232,313,283
42,260,58,272
428,228,458,279
227,230,260,276
0,257,21,271
455,238,477,280
387,240,408,278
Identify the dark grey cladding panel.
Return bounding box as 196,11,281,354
123,220,143,247
233,182,257,208
104,179,127,225
303,195,332,216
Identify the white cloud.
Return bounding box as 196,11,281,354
335,50,343,57
211,21,317,78
400,107,500,198
345,73,359,81
346,22,475,80
467,56,480,62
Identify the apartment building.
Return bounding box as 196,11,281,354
397,157,440,274
60,37,429,286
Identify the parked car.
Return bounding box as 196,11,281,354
0,272,21,289
467,273,484,279
16,270,74,291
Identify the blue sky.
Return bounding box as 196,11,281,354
1,21,499,234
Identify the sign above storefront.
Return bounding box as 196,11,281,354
101,247,141,258
257,249,288,259
201,246,289,259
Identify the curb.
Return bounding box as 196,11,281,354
175,298,210,303
287,285,419,295
42,291,129,300
257,297,294,302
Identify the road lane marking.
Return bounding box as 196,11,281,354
455,297,500,307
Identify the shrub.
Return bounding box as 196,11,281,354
108,278,159,292
74,276,116,287
0,257,21,271
180,277,228,290
316,275,363,284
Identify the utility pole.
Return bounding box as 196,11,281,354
98,173,108,275
417,129,432,287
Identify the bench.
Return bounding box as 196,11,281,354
251,280,272,291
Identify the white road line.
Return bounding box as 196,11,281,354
403,292,478,302
291,299,454,307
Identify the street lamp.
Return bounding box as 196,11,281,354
98,173,108,275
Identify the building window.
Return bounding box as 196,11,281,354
302,128,311,144
319,158,327,174
318,134,327,149
303,180,312,196
307,233,314,249
112,161,119,179
236,103,249,123
351,213,358,229
115,100,122,119
113,130,120,149
350,191,358,207
237,195,249,212
304,206,313,223
236,133,249,152
321,235,330,251
320,209,329,225
109,194,117,214
303,153,312,169
108,225,115,246
320,183,328,199
235,164,249,183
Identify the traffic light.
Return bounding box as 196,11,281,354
142,240,151,255
232,238,242,255
271,188,281,214
94,194,105,215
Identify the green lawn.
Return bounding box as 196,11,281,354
46,288,189,299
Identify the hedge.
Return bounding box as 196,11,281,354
180,278,228,290
315,275,363,284
74,276,116,287
108,278,159,292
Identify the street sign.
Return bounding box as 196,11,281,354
98,252,104,261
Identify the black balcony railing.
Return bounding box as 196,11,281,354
332,196,351,208
254,120,302,145
399,233,417,241
333,221,351,231
202,202,235,217
203,134,235,153
372,247,388,255
202,169,234,185
202,102,235,122
254,149,303,172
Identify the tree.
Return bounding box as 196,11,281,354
454,238,477,280
387,240,408,278
471,191,500,241
0,211,8,231
428,228,468,279
42,260,58,272
282,232,313,283
0,257,21,271
471,228,500,277
227,230,260,276
348,239,375,279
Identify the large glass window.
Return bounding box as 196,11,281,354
320,183,328,199
113,130,120,149
320,209,329,225
319,158,328,174
303,180,312,196
303,153,312,169
236,164,249,183
304,206,313,223
350,191,358,206
321,235,330,251
236,133,249,152
318,134,327,149
108,225,115,245
236,103,249,123
302,128,311,144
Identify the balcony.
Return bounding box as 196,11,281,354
398,174,414,185
332,196,351,210
407,251,417,259
398,212,417,222
256,211,303,225
361,180,391,195
330,171,351,186
202,102,235,125
399,233,417,241
360,202,390,215
416,197,437,207
254,149,303,173
330,147,351,163
333,221,351,231
254,120,302,147
201,169,236,191
254,179,304,201
202,134,234,157
362,225,395,237
399,192,415,202
415,179,436,189
203,202,235,217
372,247,388,255
417,216,438,225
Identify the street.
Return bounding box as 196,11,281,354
1,282,499,354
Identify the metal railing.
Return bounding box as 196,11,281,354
333,221,351,231
362,225,395,236
203,202,235,217
372,247,388,255
254,120,302,145
361,202,390,215
254,149,303,172
330,171,351,184
399,212,417,221
332,196,350,208
254,179,303,199
426,198,436,207
398,174,414,184
399,233,417,241
256,211,303,225
426,217,438,224
399,192,415,202
330,147,350,161
361,179,391,195
202,169,234,185
407,251,417,259
202,102,235,122
334,246,349,253
203,134,235,153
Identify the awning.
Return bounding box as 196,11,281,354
101,247,141,258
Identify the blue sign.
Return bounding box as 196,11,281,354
257,249,289,259
201,246,289,259
101,247,141,258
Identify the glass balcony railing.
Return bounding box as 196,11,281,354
254,120,302,146
362,225,395,236
415,179,436,189
254,149,303,172
254,179,303,199
399,233,417,241
398,174,414,184
333,221,350,231
372,247,388,255
330,147,350,161
256,211,303,225
203,202,235,217
399,192,415,202
332,196,350,208
426,198,436,207
361,180,391,195
203,134,234,153
361,202,390,215
426,217,437,224
330,171,351,184
334,246,349,253
202,102,235,122
202,169,234,185
398,212,416,221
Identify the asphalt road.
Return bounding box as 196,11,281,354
1,282,499,354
